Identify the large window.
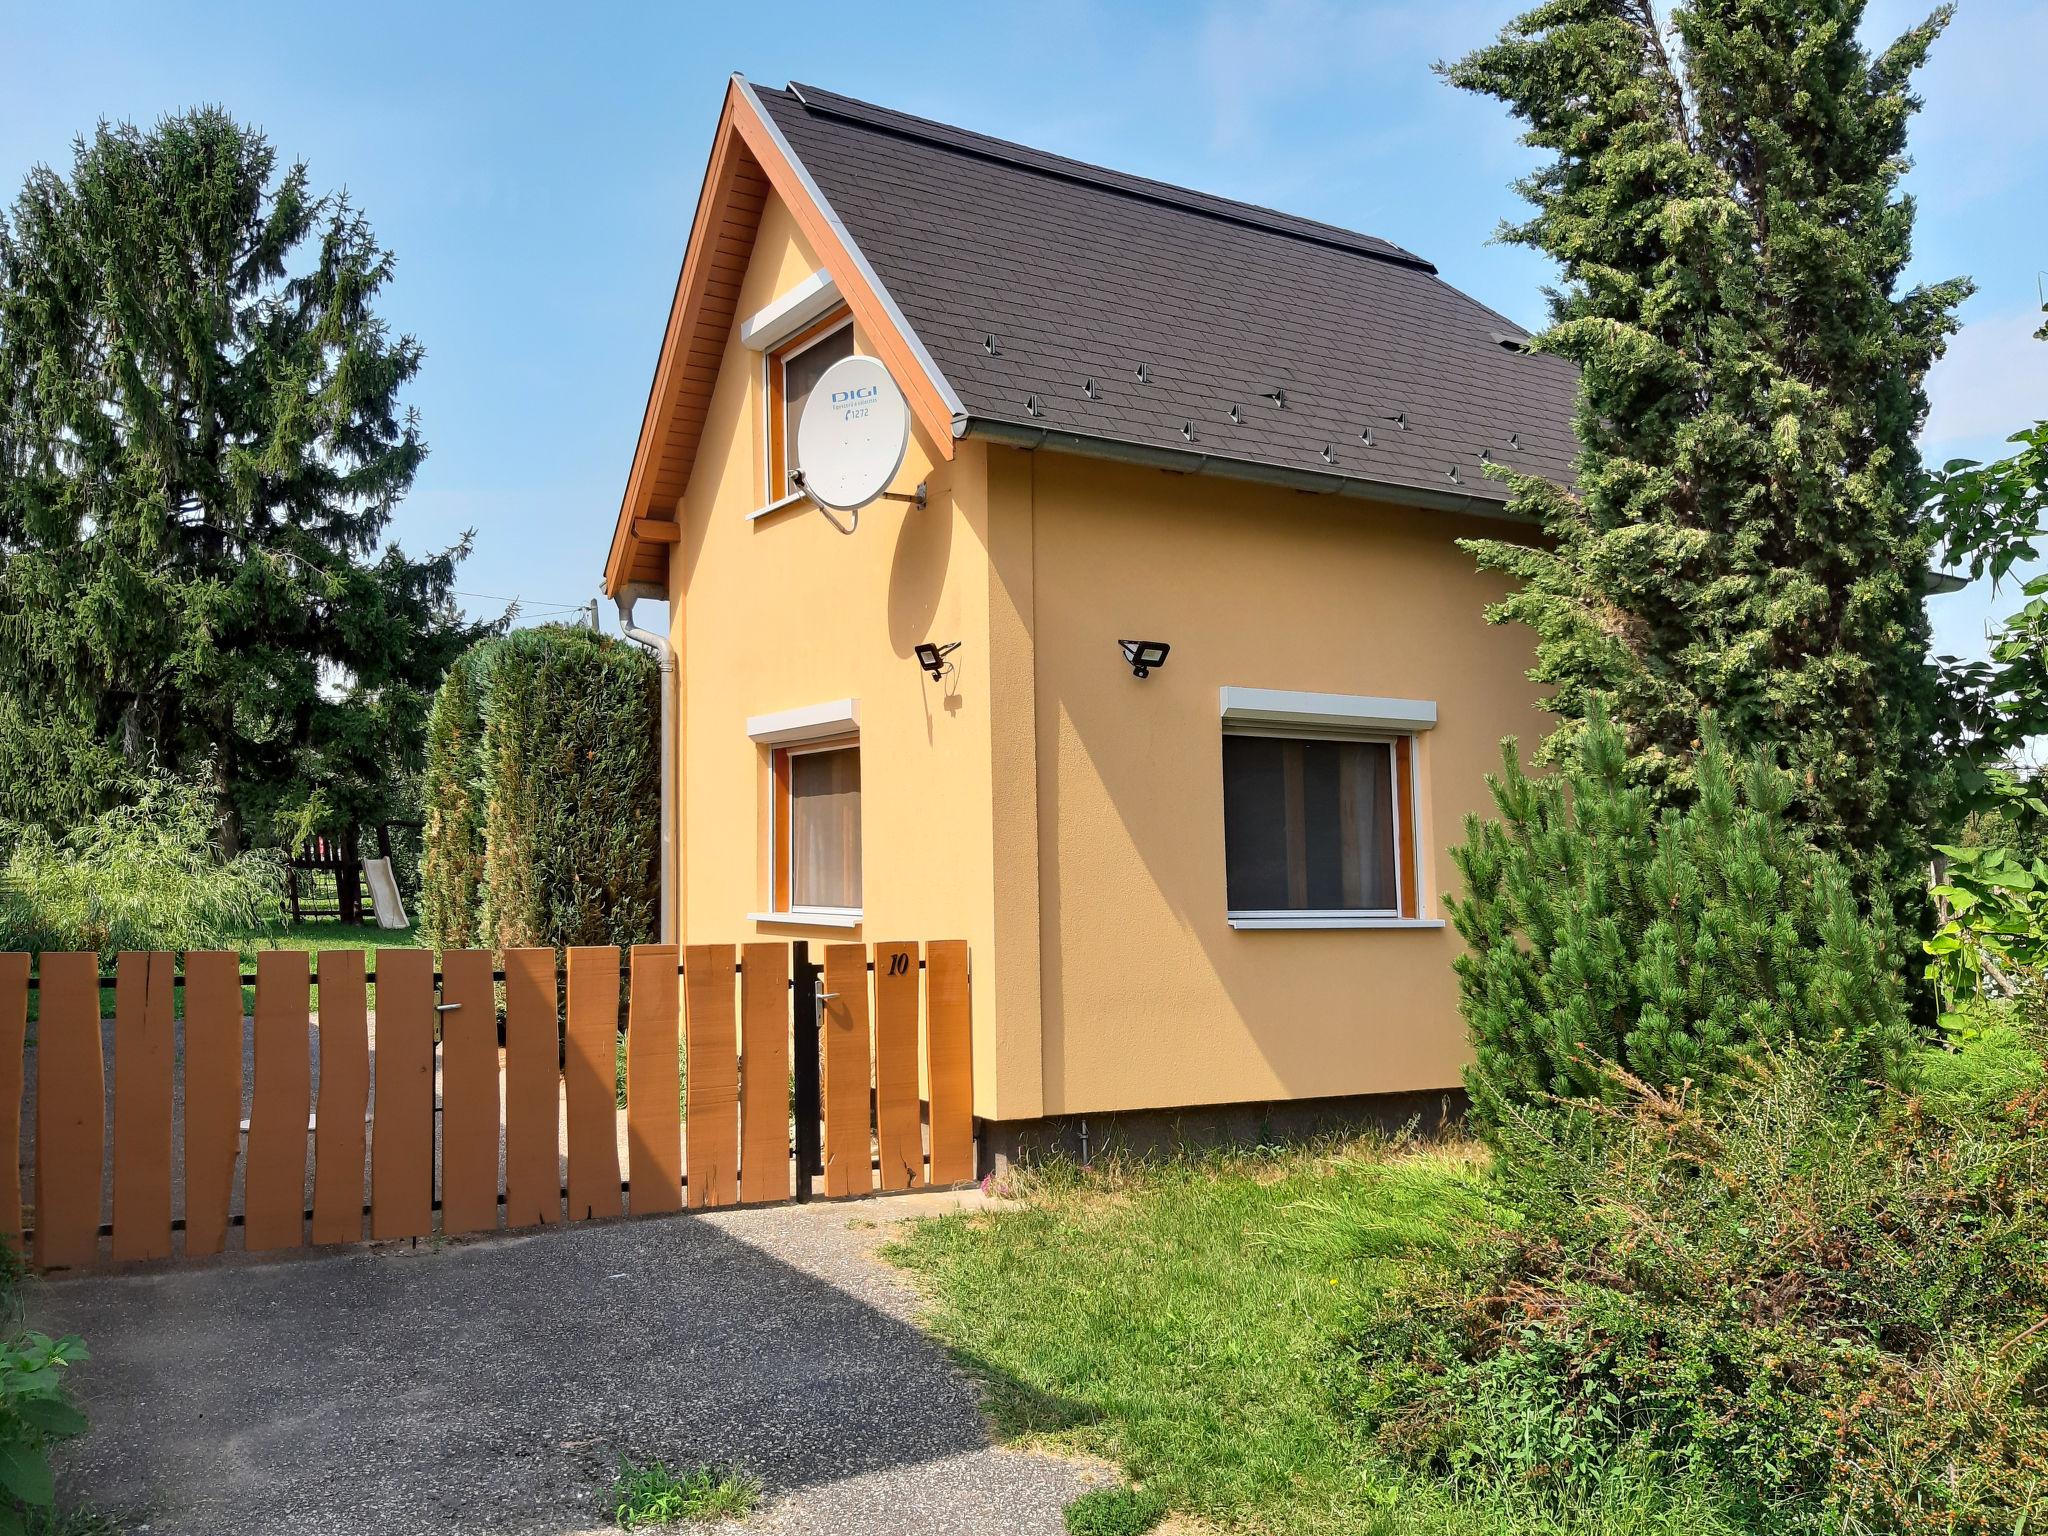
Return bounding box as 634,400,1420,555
774,741,861,914
768,315,855,501
1222,731,1418,920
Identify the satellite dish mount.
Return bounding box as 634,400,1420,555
791,355,925,535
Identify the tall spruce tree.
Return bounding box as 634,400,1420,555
0,108,493,850
1445,1,1970,919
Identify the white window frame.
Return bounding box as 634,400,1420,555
778,737,863,922
743,701,864,928
1219,687,1442,932
759,312,854,510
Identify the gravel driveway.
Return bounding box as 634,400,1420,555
28,1192,1100,1535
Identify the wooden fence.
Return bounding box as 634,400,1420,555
5,940,974,1270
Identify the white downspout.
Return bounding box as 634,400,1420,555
615,584,677,945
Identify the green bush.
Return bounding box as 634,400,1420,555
1347,1039,2048,1533
1915,1007,2045,1127
0,780,282,959
418,649,487,948
1449,703,1912,1137
419,625,659,951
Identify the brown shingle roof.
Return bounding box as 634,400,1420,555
752,81,1579,510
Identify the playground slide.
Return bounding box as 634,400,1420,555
363,856,410,929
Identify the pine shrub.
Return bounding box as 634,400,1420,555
418,626,658,951
1450,704,1911,1136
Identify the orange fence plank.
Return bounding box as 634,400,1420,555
503,949,560,1228
821,944,872,1198
310,951,369,1246
33,953,102,1269
0,955,24,1254
565,947,623,1221
181,952,242,1257
925,941,975,1185
438,949,499,1236
872,942,923,1191
245,951,311,1252
370,948,435,1241
110,952,174,1261
684,945,739,1209
739,944,790,1204
626,945,682,1216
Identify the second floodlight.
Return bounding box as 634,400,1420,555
1119,639,1170,679
914,640,961,680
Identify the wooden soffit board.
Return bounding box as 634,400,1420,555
604,76,961,595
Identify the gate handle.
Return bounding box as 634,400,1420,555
434,1002,461,1013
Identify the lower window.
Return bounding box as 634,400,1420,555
1222,732,1418,919
774,741,862,914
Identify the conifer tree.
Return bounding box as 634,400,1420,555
1450,704,1911,1137
0,109,494,849
1445,1,1971,919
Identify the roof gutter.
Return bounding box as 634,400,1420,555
959,416,1534,524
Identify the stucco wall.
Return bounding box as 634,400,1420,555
665,191,1543,1125
663,191,1038,1119
1017,447,1544,1115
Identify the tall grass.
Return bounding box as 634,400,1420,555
0,781,282,961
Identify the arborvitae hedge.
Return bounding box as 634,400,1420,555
419,649,487,947
420,626,659,950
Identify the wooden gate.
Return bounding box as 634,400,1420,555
7,940,973,1270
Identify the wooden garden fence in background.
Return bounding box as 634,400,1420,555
4,939,975,1271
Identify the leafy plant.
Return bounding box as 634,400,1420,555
0,1330,89,1533
1450,703,1912,1138
609,1458,758,1529
0,779,282,959
1063,1485,1167,1536
1926,308,2048,829
1924,834,2047,1027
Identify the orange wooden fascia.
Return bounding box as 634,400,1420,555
604,82,751,596
727,92,958,466
604,79,960,597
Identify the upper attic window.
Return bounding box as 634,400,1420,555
768,313,854,501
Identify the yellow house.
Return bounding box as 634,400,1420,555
601,78,1577,1163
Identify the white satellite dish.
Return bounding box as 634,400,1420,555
793,355,913,527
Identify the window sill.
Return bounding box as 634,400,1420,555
1227,915,1446,931
747,910,863,929
746,491,811,522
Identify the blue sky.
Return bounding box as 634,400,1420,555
5,0,2044,659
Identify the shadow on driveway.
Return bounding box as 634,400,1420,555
30,1197,1100,1535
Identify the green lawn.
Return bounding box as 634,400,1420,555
227,917,424,961
886,1141,1715,1536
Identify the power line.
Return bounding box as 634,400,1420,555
454,590,591,611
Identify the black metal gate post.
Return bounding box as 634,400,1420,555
790,940,823,1202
